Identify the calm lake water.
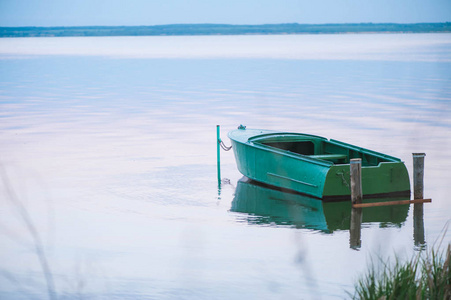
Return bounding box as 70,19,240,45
1,34,450,299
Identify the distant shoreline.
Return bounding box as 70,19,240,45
1,23,450,38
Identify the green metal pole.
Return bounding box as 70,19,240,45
217,125,221,186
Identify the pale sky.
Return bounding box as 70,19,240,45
0,0,450,27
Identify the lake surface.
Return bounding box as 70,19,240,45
1,33,450,299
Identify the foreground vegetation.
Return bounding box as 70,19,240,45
350,244,450,299
1,23,450,37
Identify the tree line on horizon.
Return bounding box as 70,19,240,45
1,23,450,37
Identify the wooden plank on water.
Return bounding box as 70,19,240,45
352,198,431,208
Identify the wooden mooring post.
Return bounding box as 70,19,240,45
349,158,363,249
350,158,362,205
413,153,426,200
413,153,426,247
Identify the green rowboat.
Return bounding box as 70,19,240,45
228,127,410,201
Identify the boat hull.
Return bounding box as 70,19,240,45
228,128,410,200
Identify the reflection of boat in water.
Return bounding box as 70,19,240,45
230,177,409,233
228,127,410,200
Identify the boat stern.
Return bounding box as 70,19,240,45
323,161,411,201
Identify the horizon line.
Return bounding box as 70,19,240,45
1,21,451,28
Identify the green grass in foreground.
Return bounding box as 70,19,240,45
349,244,450,299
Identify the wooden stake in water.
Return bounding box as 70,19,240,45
217,125,221,187
413,153,426,200
349,158,363,249
413,153,426,247
350,158,363,204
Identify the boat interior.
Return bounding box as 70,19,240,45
250,133,399,166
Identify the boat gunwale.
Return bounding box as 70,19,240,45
328,139,402,163
248,132,328,143
229,131,334,167
228,129,403,167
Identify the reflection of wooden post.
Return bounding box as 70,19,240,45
350,158,362,204
350,158,363,249
413,153,426,247
350,207,362,249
